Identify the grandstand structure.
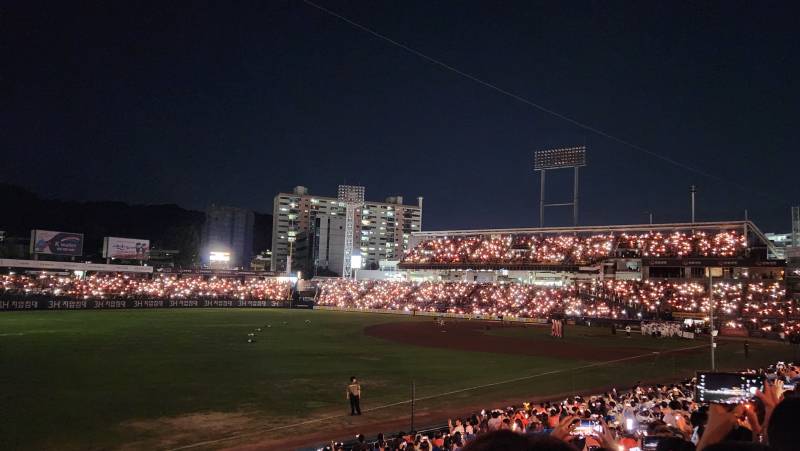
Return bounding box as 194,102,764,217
400,220,783,284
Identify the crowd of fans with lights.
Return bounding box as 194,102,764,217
315,279,799,337
2,273,797,335
333,362,800,451
0,273,292,301
401,231,747,265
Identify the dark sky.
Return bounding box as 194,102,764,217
2,1,798,232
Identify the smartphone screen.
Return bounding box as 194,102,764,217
695,372,764,404
642,436,661,450
625,418,634,431
572,419,602,436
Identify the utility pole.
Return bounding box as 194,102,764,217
708,268,717,371
690,185,697,223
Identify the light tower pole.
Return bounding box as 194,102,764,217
708,266,722,370
534,146,587,227
338,185,365,279
286,206,296,275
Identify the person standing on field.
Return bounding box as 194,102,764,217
347,376,362,415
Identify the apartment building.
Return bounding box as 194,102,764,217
271,186,422,275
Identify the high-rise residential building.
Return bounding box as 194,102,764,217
765,232,796,260
201,204,254,269
310,214,347,276
271,186,423,275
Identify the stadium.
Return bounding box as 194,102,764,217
4,3,800,451
2,217,800,450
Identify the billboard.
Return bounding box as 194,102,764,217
209,251,231,262
30,230,84,256
103,237,150,260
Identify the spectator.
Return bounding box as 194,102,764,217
766,397,800,451
462,430,576,451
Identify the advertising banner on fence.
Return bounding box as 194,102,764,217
0,298,291,310
0,258,153,273
103,237,150,260
30,230,84,256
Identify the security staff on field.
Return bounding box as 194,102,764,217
346,376,362,416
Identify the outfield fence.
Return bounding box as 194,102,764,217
0,296,305,310
314,305,551,324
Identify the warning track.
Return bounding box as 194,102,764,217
365,320,690,361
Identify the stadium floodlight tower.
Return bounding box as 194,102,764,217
534,146,587,227
337,185,365,278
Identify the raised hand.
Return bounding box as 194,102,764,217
551,415,579,442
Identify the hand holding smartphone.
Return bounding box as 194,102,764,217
695,372,764,404
570,419,603,436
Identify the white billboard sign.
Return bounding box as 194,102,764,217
103,237,150,260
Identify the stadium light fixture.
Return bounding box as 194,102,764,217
533,146,587,170
337,185,365,204
534,146,587,227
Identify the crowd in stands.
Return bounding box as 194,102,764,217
3,273,796,335
401,231,748,266
316,279,794,322
0,273,292,301
332,362,800,451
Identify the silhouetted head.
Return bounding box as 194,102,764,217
768,397,800,451
462,430,577,451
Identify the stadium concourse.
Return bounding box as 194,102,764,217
318,361,800,451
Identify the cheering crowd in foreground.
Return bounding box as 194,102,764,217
335,363,800,451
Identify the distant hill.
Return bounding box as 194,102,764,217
0,184,272,266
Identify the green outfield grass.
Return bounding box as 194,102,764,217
0,309,795,450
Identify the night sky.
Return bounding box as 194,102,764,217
3,1,798,232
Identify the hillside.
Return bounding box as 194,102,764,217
0,184,271,266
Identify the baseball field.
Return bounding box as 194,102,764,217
0,309,794,450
